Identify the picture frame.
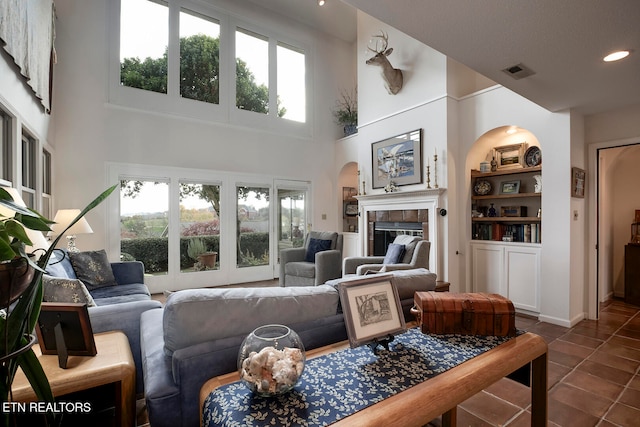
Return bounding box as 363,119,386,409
372,129,422,189
500,180,521,194
571,167,586,198
344,202,358,216
338,274,406,348
493,143,526,170
36,302,97,368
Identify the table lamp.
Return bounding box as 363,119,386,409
49,209,93,252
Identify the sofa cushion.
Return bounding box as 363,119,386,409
69,250,117,290
90,283,150,299
305,238,332,262
383,243,406,264
162,285,340,356
392,235,421,263
308,231,338,249
44,250,77,279
42,275,96,307
284,261,316,278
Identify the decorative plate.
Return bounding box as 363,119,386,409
524,146,542,167
474,179,492,196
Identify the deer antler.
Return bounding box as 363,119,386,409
367,30,389,54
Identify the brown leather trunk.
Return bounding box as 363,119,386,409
412,292,516,337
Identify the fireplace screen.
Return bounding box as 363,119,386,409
373,222,423,256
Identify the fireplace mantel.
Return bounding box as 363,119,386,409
354,188,446,275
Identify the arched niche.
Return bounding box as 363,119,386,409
466,126,541,172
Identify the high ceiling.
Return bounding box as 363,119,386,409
247,0,640,116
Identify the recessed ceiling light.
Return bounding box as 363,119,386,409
318,0,325,5
603,50,630,62
506,127,518,135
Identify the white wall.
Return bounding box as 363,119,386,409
51,0,355,261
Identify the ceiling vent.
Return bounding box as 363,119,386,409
502,63,536,80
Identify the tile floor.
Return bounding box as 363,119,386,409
137,298,640,427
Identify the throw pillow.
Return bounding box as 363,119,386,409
305,238,332,262
42,275,96,307
68,250,117,290
383,243,406,264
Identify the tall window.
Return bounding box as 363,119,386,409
277,43,306,122
235,28,269,115
42,149,52,219
21,131,36,208
0,109,11,183
120,180,169,274
179,9,220,104
120,0,169,94
237,186,269,267
180,182,221,272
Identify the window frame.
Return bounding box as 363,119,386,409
108,0,312,137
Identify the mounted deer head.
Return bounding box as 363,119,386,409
366,31,403,95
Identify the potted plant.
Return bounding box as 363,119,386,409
332,87,358,137
0,184,116,427
187,237,217,270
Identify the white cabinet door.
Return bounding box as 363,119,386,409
505,245,540,312
471,243,505,295
342,232,360,259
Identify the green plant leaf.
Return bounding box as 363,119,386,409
17,347,54,402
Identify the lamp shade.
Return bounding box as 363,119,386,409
49,209,93,237
0,187,51,255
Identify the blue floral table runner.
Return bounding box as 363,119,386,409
202,327,515,427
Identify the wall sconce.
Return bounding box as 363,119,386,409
49,209,93,252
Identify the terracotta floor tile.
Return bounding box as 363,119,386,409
548,348,586,369
455,406,494,427
618,387,640,410
557,331,604,349
563,370,624,401
459,391,521,426
483,377,531,409
603,402,640,426
547,361,572,389
608,335,640,350
617,327,640,340
547,397,600,427
549,383,614,418
525,322,570,339
598,341,640,361
549,339,597,358
577,360,634,385
628,375,640,391
588,349,640,373
570,324,615,340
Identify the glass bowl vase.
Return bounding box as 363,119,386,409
237,324,306,396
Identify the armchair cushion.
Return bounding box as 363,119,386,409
305,238,332,262
68,250,117,290
383,243,406,264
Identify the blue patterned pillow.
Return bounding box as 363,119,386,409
68,250,117,290
305,238,332,262
42,275,96,307
383,243,406,264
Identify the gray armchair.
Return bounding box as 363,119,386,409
342,235,431,276
279,231,343,287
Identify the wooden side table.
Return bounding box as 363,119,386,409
10,331,136,427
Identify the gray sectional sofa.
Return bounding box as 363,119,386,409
140,268,437,427
44,250,162,394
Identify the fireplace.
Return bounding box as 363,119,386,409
356,189,444,272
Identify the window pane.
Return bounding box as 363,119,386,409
278,189,306,261
237,186,269,267
179,10,220,104
120,180,169,275
277,43,305,122
120,0,168,94
235,28,269,114
21,132,36,190
0,109,11,182
180,182,220,272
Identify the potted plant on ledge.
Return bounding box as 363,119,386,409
0,185,116,427
332,87,358,137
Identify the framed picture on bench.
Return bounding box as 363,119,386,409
338,274,406,349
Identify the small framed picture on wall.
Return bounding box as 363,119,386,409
571,167,586,198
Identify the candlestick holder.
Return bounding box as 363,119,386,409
434,154,439,189
426,165,432,189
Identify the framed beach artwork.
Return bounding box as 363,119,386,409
372,129,422,189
